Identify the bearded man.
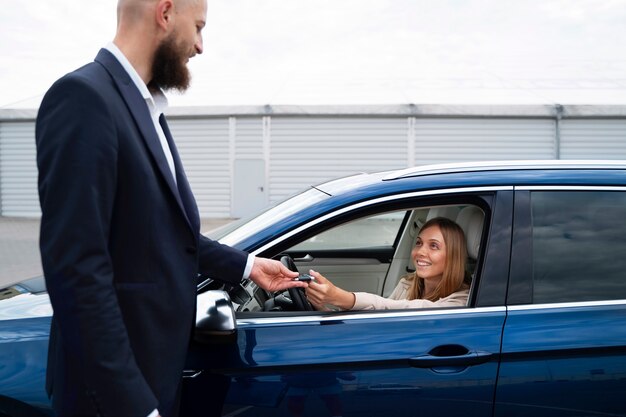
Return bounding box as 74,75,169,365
35,1,303,416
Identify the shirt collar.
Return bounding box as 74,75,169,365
104,42,168,115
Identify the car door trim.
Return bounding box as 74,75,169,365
236,306,506,328
508,299,626,311
252,186,513,256
515,185,626,191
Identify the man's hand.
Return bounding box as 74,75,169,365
248,257,304,292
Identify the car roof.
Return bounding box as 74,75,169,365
316,160,626,199
384,160,626,180
233,160,626,252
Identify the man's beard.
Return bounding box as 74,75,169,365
151,32,192,92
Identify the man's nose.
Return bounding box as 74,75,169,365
195,35,203,55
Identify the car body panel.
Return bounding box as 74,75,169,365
3,161,626,417
0,292,52,416
186,307,506,417
497,184,626,416
497,302,626,416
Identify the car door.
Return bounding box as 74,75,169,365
183,189,513,417
496,187,626,416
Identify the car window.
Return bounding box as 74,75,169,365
290,211,407,251
287,203,484,303
530,191,626,304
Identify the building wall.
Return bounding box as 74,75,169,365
269,117,407,203
2,105,626,218
0,121,39,217
560,119,626,159
411,118,557,164
169,118,232,218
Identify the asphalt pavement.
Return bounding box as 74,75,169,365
0,216,233,289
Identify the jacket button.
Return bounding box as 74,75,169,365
186,246,197,254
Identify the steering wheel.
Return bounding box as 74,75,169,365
279,255,314,311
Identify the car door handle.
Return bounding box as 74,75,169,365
294,254,314,262
182,370,203,378
408,345,493,368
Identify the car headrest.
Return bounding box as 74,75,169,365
426,206,460,221
456,206,484,260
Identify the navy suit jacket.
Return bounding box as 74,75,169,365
36,49,248,417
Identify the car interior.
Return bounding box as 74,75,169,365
223,203,486,315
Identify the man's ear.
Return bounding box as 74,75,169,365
155,0,174,31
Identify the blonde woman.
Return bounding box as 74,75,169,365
306,217,470,310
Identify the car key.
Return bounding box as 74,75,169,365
294,273,315,282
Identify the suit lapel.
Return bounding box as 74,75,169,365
159,115,201,234
94,49,196,235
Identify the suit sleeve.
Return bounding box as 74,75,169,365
37,75,158,416
197,234,249,285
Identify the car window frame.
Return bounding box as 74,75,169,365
247,187,510,315
508,185,626,306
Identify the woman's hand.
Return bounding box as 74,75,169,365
306,270,356,310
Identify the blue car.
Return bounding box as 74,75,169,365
2,160,626,417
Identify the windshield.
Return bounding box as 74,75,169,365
209,172,383,247
215,187,329,247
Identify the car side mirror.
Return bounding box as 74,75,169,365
194,290,237,344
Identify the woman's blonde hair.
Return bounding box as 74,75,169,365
407,217,468,302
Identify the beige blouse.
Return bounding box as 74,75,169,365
352,277,469,310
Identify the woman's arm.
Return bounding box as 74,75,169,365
353,288,469,310
306,270,469,311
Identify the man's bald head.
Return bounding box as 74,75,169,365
113,0,206,90
117,0,153,24
117,0,200,22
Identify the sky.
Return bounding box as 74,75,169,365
2,0,626,109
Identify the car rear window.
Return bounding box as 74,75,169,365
530,190,626,304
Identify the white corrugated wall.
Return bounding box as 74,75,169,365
413,118,557,164
269,117,408,203
168,118,231,218
0,121,40,217
560,120,626,159
3,111,626,218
